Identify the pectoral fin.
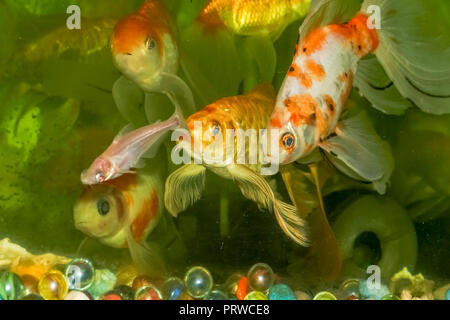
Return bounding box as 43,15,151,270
227,164,309,247
112,76,147,127
319,111,394,194
164,164,206,217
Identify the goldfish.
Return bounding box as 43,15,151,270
165,84,309,246
111,0,195,118
81,116,180,185
268,0,450,193
74,166,168,277
198,0,311,39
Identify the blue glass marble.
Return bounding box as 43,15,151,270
359,280,390,300
268,283,296,300
162,277,185,300
0,271,24,300
184,266,213,298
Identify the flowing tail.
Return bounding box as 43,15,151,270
362,0,450,114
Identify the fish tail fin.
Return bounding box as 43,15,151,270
362,0,450,114
273,199,310,247
227,164,310,247
127,232,167,278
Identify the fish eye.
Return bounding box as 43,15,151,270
281,132,296,150
209,121,221,136
145,37,156,50
95,171,105,183
97,199,110,216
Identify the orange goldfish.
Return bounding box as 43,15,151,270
198,0,311,38
268,0,450,193
74,166,168,277
165,84,309,246
111,0,195,116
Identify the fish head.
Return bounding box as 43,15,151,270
185,106,236,162
74,184,126,242
268,108,305,165
81,157,116,185
111,3,176,91
111,16,163,82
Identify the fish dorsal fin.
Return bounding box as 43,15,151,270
249,83,276,101
299,0,361,43
113,123,135,142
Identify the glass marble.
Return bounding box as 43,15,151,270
0,271,25,300
135,285,162,300
38,270,69,300
101,291,123,300
115,285,135,300
65,290,92,300
65,258,95,291
445,289,450,300
162,277,185,300
204,289,228,300
22,294,44,300
340,279,361,299
132,275,154,292
268,283,296,300
221,273,243,298
247,263,274,292
86,269,117,300
184,266,213,299
294,290,311,300
21,275,39,296
313,291,337,300
244,291,268,300
236,277,248,300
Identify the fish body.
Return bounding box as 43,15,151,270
81,117,180,185
111,0,195,122
111,0,178,92
183,83,275,176
165,84,309,246
270,13,378,164
74,169,163,249
270,0,450,182
198,0,311,37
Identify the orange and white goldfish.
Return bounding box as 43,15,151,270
165,84,309,246
111,0,195,116
74,167,167,276
81,116,180,185
269,0,450,193
198,0,311,39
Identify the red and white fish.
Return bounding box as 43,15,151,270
81,117,180,185
269,0,450,193
74,167,168,277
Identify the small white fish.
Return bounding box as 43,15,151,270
81,116,180,185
